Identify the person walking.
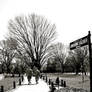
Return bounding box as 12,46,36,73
26,68,33,85
33,66,40,84
35,69,40,84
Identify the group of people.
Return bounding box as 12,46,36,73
26,66,40,85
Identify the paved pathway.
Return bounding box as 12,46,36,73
11,76,50,92
0,74,4,80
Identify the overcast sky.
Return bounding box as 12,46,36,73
0,0,92,45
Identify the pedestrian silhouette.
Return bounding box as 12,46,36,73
33,66,40,84
26,68,33,85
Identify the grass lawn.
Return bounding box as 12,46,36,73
44,73,90,92
0,75,20,91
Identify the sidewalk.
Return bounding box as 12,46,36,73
10,76,50,92
0,74,4,80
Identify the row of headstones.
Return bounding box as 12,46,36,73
40,75,66,92
0,75,24,92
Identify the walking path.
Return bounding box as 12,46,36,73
0,74,4,80
11,76,50,92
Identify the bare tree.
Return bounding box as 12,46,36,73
0,38,18,73
47,43,67,73
67,46,88,75
8,14,56,70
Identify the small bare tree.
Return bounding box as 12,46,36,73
67,46,88,75
8,14,56,69
0,38,17,73
47,43,66,73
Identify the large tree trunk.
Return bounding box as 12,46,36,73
34,59,41,70
61,63,64,73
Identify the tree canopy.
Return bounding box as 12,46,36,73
8,14,56,69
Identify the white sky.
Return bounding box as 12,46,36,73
0,0,92,45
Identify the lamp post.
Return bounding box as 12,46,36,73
88,31,92,92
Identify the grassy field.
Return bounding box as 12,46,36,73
44,73,90,92
0,75,20,91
